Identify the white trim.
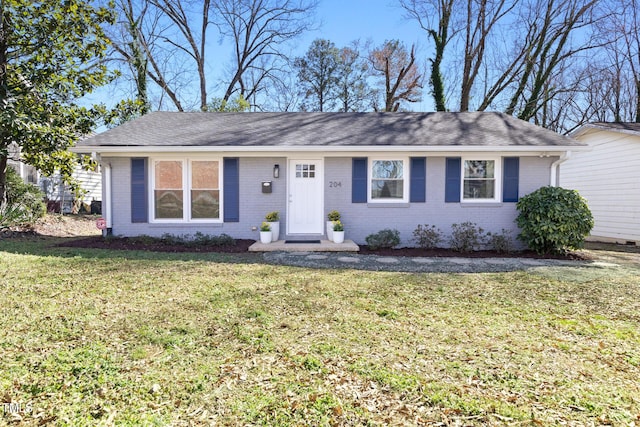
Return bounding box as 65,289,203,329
149,156,223,224
367,157,409,203
72,145,587,155
461,157,502,203
550,151,571,187
104,162,112,228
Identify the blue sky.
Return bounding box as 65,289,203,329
303,0,424,48
87,0,433,112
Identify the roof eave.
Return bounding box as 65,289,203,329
72,144,587,155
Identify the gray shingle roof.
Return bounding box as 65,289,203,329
78,111,582,148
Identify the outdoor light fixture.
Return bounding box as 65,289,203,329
273,164,280,178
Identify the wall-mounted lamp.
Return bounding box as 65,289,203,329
273,164,280,178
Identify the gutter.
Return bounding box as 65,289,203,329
550,151,571,187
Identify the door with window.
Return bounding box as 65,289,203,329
288,159,323,234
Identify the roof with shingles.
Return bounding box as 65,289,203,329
77,111,583,148
572,122,640,138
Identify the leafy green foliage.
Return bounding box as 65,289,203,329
3,167,45,225
365,229,401,249
207,95,250,112
449,222,486,252
332,220,344,232
327,210,340,221
516,186,594,254
265,211,279,222
0,0,115,204
412,224,443,249
260,222,271,232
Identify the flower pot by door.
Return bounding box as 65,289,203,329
268,221,280,242
333,231,345,244
260,231,272,244
326,221,334,241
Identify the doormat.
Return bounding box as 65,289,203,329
284,240,321,244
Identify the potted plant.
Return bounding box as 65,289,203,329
327,210,340,241
259,222,272,244
265,211,280,242
332,220,345,244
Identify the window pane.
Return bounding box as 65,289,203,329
192,161,219,189
155,161,182,188
155,190,183,218
464,160,494,179
191,190,219,219
371,180,404,199
372,160,403,179
463,180,495,199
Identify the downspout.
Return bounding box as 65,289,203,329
550,151,571,187
102,158,113,236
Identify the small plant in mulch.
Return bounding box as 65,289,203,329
365,229,401,250
411,224,443,249
449,222,486,253
486,229,514,254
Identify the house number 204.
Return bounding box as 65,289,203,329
329,181,342,188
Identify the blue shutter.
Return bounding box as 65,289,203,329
223,158,240,222
352,157,368,203
445,157,461,203
131,158,148,223
502,157,520,203
410,157,426,203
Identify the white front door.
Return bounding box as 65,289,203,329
288,159,324,234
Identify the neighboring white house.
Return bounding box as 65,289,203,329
561,122,640,245
6,143,102,213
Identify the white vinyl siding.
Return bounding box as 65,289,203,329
561,129,640,243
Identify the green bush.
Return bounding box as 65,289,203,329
412,224,442,249
449,222,486,252
3,167,46,225
516,186,594,255
365,229,400,250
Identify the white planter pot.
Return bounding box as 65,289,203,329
259,231,272,244
268,221,280,242
326,221,334,241
333,230,345,244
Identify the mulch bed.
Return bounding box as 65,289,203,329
56,235,589,260
58,236,255,253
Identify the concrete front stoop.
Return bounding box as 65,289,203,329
249,239,359,252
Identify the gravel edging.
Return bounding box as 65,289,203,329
263,251,598,273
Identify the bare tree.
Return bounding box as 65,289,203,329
369,40,423,112
401,0,455,111
459,0,518,111
213,0,318,103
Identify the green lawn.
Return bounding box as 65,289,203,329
1,238,639,426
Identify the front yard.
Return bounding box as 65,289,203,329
0,237,639,425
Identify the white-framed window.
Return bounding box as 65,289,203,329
151,158,222,222
369,158,408,202
462,158,501,202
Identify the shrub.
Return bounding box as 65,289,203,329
449,222,486,252
265,211,279,222
332,220,344,231
4,167,46,225
486,229,514,253
516,186,593,255
260,222,271,232
365,229,400,250
412,224,443,249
